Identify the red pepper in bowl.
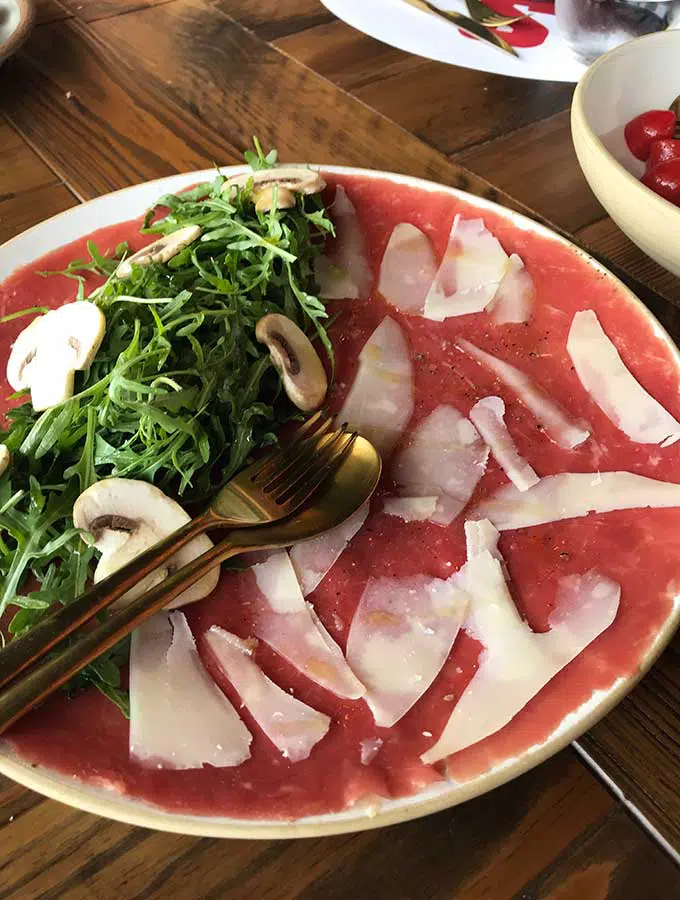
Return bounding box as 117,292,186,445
641,158,680,207
646,139,680,172
624,110,676,161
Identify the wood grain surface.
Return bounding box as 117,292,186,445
2,0,680,895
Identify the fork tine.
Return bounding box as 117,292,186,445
264,431,351,504
256,427,340,493
262,429,350,495
482,14,525,26
276,433,359,509
240,445,283,482
250,412,332,484
288,409,329,444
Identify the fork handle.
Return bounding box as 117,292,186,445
0,510,218,692
0,531,247,736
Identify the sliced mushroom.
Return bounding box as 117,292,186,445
0,444,10,477
222,166,326,205
7,302,106,412
255,314,327,412
253,185,297,214
72,478,219,610
116,225,202,279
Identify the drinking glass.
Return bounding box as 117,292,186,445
555,0,679,64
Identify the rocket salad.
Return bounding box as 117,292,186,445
0,144,334,715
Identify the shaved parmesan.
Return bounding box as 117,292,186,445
469,396,539,492
205,628,331,762
252,551,365,699
129,613,251,770
382,496,439,522
423,216,509,321
463,518,503,562
458,339,590,449
390,405,489,525
567,310,680,447
315,185,372,300
290,502,369,596
487,254,534,325
378,223,438,314
421,525,620,763
336,316,414,455
475,470,680,531
347,575,469,727
360,738,383,765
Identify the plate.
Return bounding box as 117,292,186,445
320,0,586,82
0,0,33,65
1,165,679,838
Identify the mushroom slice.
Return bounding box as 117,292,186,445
255,313,328,411
116,225,201,279
6,301,106,412
222,165,326,199
253,185,297,213
0,444,9,477
72,477,219,609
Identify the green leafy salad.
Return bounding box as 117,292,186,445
0,145,335,716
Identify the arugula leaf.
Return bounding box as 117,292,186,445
0,147,333,718
244,137,278,171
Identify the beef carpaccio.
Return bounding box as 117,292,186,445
3,171,680,821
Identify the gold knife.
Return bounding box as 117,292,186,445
401,0,519,56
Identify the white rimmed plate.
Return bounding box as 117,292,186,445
320,0,586,82
1,165,679,839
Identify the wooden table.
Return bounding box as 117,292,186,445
2,1,680,895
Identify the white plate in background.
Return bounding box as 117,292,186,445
321,0,586,82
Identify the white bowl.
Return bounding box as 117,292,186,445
571,30,680,278
0,0,33,65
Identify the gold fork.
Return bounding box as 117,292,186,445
0,413,357,691
465,0,528,29
206,409,336,527
0,432,381,735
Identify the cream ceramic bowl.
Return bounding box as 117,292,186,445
1,166,680,838
0,0,34,64
571,30,680,278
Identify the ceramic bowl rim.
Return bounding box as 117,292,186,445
571,30,680,221
1,0,35,60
